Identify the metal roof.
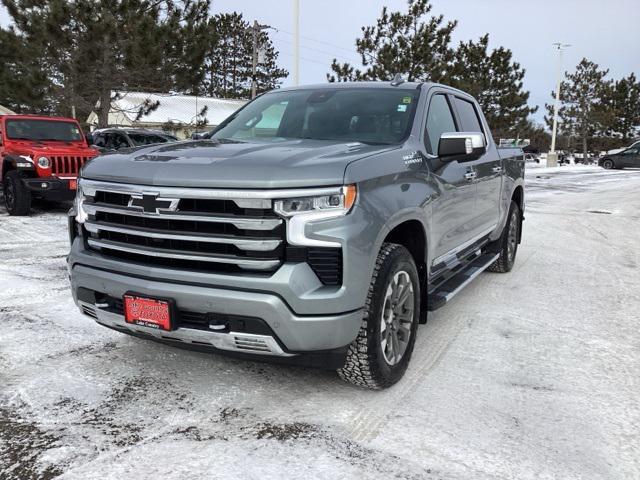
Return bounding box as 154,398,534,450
86,92,246,127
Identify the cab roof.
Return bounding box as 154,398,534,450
0,114,81,123
277,81,428,92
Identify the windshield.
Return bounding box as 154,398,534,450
5,119,83,142
128,133,173,146
213,88,419,145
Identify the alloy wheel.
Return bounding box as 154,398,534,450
380,270,415,366
507,209,519,262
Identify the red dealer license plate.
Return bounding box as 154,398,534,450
124,294,172,331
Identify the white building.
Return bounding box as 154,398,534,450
87,92,246,139
0,105,16,115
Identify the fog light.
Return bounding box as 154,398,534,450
41,182,49,189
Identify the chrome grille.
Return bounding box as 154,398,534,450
80,180,285,273
51,155,92,175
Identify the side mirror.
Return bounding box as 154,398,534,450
438,132,486,162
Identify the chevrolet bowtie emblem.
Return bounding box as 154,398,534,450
128,193,180,214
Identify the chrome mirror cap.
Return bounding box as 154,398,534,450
438,132,487,161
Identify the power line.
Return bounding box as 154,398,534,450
276,28,359,56
274,34,362,64
278,48,332,67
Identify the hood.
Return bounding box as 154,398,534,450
81,139,398,188
6,140,96,158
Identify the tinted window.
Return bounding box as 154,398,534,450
425,94,457,154
105,133,129,150
5,119,83,142
92,133,106,147
128,133,169,146
453,97,483,133
214,88,418,145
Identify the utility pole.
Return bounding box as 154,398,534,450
548,43,571,167
293,0,300,86
251,20,259,99
251,21,271,99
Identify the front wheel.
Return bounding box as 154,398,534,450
338,243,420,389
3,171,32,216
602,159,614,170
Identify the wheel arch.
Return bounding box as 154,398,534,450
383,219,428,277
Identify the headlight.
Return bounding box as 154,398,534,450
37,156,50,168
274,185,357,217
274,185,357,248
74,180,87,224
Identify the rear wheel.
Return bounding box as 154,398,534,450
3,171,31,216
338,243,420,389
602,159,614,169
488,201,520,273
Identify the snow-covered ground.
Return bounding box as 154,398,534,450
1,165,639,479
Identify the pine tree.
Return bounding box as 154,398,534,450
545,58,613,158
446,35,536,140
0,28,52,113
327,0,535,137
609,73,640,140
1,0,211,126
200,12,287,99
327,0,456,83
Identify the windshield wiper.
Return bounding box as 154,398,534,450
356,140,393,146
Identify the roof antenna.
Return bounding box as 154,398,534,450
390,73,405,86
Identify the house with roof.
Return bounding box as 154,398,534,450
0,105,16,115
86,92,246,139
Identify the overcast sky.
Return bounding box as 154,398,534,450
1,0,638,124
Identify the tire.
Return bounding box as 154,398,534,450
338,243,420,389
602,159,614,170
3,171,31,216
488,201,521,273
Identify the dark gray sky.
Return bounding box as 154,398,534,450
2,0,639,124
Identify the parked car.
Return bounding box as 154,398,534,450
68,81,525,389
1,114,98,215
88,128,178,153
524,153,539,163
598,146,640,169
606,140,640,156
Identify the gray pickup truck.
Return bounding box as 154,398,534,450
68,81,524,389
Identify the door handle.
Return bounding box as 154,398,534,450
464,171,477,181
492,166,502,173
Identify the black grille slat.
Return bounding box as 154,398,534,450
50,156,90,176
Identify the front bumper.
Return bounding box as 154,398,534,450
23,176,76,201
70,263,363,353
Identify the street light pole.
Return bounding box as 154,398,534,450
549,43,570,166
293,0,300,86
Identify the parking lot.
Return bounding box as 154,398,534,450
1,165,639,480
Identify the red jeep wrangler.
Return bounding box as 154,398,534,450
0,114,98,215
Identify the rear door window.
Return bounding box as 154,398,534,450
453,97,484,133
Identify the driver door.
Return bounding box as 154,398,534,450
423,92,478,265
621,147,640,167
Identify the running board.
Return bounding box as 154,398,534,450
427,252,499,311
